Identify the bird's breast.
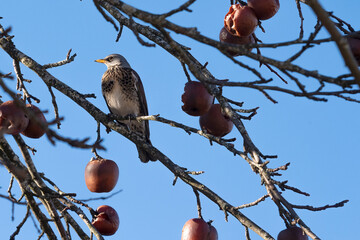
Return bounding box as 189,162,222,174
103,79,140,117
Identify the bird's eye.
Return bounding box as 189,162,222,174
107,57,113,62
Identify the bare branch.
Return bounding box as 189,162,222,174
43,49,77,69
10,205,31,240
236,194,270,209
305,0,360,86
93,0,119,31
291,200,349,211
160,0,195,18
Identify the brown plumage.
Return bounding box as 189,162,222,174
96,54,155,163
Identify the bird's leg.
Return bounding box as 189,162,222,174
106,113,132,131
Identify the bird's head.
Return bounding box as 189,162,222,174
95,54,131,68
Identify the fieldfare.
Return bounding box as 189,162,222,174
95,54,155,163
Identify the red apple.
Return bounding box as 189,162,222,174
21,104,47,138
277,227,308,240
181,81,214,116
219,27,255,56
224,4,258,37
92,205,119,236
181,218,218,240
199,104,233,137
209,225,218,240
248,0,280,20
85,159,119,193
345,33,360,65
0,100,29,135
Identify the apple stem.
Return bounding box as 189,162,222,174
181,62,192,82
192,187,203,219
91,121,104,159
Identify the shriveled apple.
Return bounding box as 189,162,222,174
181,218,218,240
199,104,233,137
92,205,119,236
85,158,119,193
0,100,29,135
277,226,308,240
224,4,258,37
345,33,360,65
219,27,255,56
248,0,280,20
181,81,214,116
21,104,47,138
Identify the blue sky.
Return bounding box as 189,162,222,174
0,0,359,239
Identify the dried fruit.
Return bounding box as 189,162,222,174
345,33,360,65
182,81,214,116
199,104,233,137
21,104,47,138
248,0,280,20
219,26,255,56
0,100,29,135
277,227,308,240
224,4,258,37
92,205,119,236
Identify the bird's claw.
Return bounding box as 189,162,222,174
124,114,137,120
124,114,136,126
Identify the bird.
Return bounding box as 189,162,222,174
95,54,155,163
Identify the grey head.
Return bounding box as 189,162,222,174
95,54,131,68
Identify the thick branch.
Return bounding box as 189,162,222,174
305,0,360,87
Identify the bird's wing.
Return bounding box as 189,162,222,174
128,68,150,139
101,70,117,114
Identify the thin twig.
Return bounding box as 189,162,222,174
160,0,195,18
245,226,251,240
295,0,304,39
181,62,192,82
47,86,61,129
91,121,104,158
291,200,349,211
192,187,202,219
93,0,119,31
236,195,270,209
43,49,77,69
10,205,31,240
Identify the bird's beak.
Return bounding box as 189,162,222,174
95,59,106,63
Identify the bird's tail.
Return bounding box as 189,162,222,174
137,141,156,163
